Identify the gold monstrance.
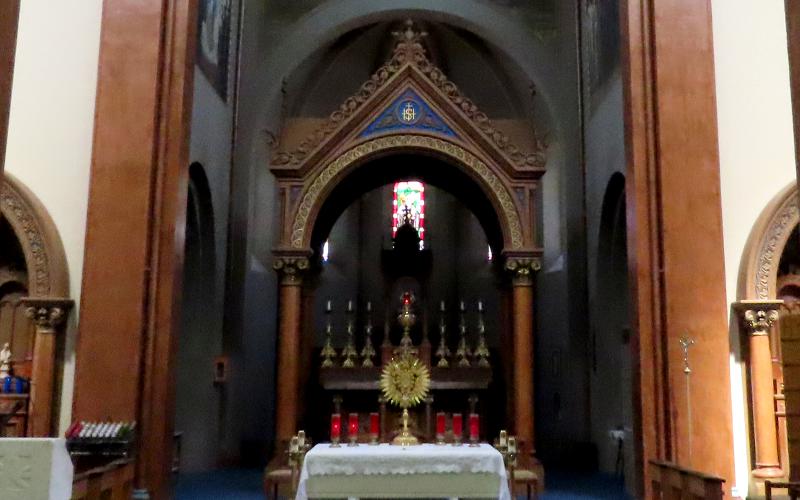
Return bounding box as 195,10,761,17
380,293,430,446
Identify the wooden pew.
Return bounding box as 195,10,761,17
649,460,724,500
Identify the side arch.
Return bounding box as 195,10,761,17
287,135,525,252
0,173,69,297
738,182,798,300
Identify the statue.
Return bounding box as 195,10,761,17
0,343,11,378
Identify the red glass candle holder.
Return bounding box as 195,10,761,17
452,413,463,446
369,412,380,445
468,413,480,446
330,413,341,448
348,413,359,446
435,412,446,444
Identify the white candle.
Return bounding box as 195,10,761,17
499,430,507,447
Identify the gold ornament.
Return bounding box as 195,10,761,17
380,352,430,446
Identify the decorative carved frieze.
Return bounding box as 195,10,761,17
20,298,73,334
504,256,542,286
1,184,51,296
273,256,310,286
288,135,525,250
754,194,799,300
271,20,547,170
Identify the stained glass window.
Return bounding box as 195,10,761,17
392,181,425,249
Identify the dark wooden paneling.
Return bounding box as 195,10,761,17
73,0,196,497
0,1,20,177
621,0,735,496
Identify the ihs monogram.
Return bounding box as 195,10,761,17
401,102,417,122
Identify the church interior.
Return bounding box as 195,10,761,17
1,1,800,499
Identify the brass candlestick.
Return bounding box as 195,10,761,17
321,300,337,368
341,300,358,368
361,302,376,367
398,293,416,350
455,301,471,367
474,301,490,367
435,301,450,368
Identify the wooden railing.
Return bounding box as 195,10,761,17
649,461,724,500
71,459,134,500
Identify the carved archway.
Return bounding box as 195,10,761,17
268,21,547,455
271,21,546,259
738,182,798,301
0,173,69,297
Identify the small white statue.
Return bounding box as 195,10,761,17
0,342,11,378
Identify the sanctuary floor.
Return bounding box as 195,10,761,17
174,468,632,500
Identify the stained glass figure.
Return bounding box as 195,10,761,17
392,181,425,249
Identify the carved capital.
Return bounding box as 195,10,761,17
734,300,783,337
20,297,73,334
273,256,310,285
504,257,541,287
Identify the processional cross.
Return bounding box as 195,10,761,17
679,334,695,458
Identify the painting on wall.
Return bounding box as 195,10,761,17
197,0,232,101
580,0,620,109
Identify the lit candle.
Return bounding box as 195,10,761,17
440,300,446,312
499,430,507,447
452,413,463,438
508,436,517,454
459,300,465,312
297,430,306,448
349,413,359,437
436,412,446,436
366,302,372,312
290,436,299,453
326,300,332,312
477,301,484,312
347,300,354,312
469,413,480,443
370,412,379,442
331,413,341,440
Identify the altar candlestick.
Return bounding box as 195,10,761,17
369,412,379,445
330,413,341,447
436,412,446,445
348,413,359,446
452,413,463,446
469,413,480,446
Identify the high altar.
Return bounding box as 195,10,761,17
267,20,546,494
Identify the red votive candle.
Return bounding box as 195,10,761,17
452,413,463,438
370,412,380,436
469,413,480,444
349,413,359,437
331,413,341,441
436,412,446,435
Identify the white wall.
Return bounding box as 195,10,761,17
3,0,103,433
712,0,797,496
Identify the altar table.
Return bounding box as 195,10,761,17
296,443,511,500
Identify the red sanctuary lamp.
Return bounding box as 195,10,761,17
369,412,380,445
468,413,480,447
436,412,446,445
330,413,341,448
348,413,359,447
452,413,463,446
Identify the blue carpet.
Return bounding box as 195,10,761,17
174,468,630,500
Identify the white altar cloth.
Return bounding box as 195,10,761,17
296,443,511,500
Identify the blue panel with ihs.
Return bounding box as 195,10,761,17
360,89,458,138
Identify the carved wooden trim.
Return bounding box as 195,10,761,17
0,173,69,297
287,135,526,250
739,183,798,300
272,21,546,171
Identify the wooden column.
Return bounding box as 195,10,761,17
21,297,73,437
736,301,784,478
72,0,197,497
273,255,309,443
0,0,20,177
505,256,540,455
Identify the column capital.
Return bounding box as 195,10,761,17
504,256,541,286
273,255,310,285
733,300,783,336
20,297,73,334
